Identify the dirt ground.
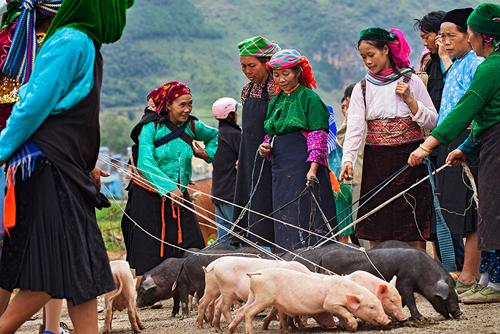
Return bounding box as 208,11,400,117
16,294,500,334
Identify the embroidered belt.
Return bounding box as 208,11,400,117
366,117,423,146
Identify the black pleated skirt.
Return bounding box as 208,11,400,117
435,130,478,235
121,183,205,275
478,123,500,250
271,132,336,251
356,141,432,242
0,159,114,305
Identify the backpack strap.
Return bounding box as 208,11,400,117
154,122,189,148
360,79,367,108
155,115,198,150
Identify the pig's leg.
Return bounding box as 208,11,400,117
176,281,190,319
135,307,145,330
279,312,290,332
127,302,142,333
244,300,271,334
220,294,235,325
262,307,278,330
398,286,424,320
102,300,113,334
213,294,234,332
228,293,254,334
172,293,180,317
325,305,357,332
197,291,219,329
188,295,193,313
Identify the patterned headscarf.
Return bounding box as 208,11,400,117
238,35,280,57
267,49,317,90
358,27,412,69
2,0,63,83
147,81,192,115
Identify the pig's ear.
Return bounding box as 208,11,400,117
142,276,157,291
346,295,361,310
434,279,450,300
376,284,388,296
389,276,397,286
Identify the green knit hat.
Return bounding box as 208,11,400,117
467,3,500,37
358,27,395,45
238,35,280,57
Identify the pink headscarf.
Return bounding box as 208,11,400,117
388,28,412,68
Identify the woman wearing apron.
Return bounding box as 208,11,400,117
259,49,336,251
232,36,280,248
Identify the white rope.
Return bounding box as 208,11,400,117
461,162,479,209
99,155,392,280
101,185,263,258
98,156,337,274
99,155,364,254
316,164,449,247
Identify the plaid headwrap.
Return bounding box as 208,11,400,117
238,35,280,57
2,0,63,83
267,49,317,90
147,81,191,115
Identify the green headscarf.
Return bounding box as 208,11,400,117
44,0,134,47
358,27,395,45
467,3,500,37
1,1,22,30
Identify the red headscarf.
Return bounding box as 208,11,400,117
147,81,191,114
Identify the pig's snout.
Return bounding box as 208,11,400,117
451,308,462,319
374,315,391,327
394,313,407,322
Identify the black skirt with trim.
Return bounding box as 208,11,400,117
0,159,114,305
356,141,432,242
121,183,205,275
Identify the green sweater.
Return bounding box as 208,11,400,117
432,50,500,145
264,85,329,136
138,119,218,196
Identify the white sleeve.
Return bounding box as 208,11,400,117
342,82,366,166
409,74,438,130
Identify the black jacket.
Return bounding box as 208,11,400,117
425,52,445,113
211,119,241,203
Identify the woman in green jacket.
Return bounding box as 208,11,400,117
409,3,500,304
122,81,218,275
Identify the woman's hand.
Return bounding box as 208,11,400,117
395,81,411,101
259,143,271,157
170,188,184,207
193,142,209,160
446,149,467,167
396,81,418,114
306,163,319,187
339,162,353,182
90,167,110,190
408,146,430,166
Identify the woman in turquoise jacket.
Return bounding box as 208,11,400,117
122,81,218,275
